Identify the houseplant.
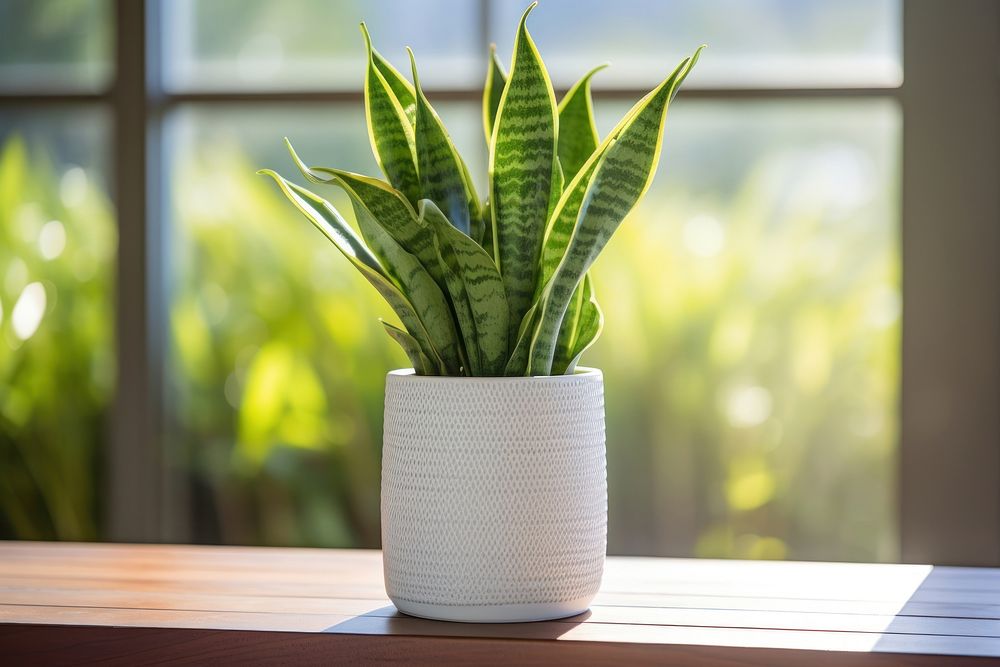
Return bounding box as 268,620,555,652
262,3,701,622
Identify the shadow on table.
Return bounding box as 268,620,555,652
324,604,592,639
872,565,999,658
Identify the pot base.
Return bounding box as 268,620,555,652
390,596,593,624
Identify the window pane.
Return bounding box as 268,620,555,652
491,0,902,89
0,0,113,92
163,0,482,92
591,99,900,561
164,103,482,546
0,108,115,540
165,97,898,561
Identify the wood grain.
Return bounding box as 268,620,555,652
1,542,999,665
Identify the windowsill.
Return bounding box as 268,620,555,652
0,542,996,664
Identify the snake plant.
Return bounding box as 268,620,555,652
261,3,702,376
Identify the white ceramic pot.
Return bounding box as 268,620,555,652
381,367,607,623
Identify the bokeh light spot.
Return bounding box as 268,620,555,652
682,213,726,258
12,282,47,341
38,220,67,260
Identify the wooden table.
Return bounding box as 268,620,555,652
1,542,998,665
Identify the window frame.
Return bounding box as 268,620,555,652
0,0,996,564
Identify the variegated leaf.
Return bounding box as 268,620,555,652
558,64,606,182
482,44,507,145
372,50,416,125
489,2,558,344
408,48,481,237
258,169,446,372
552,273,603,374
421,200,509,376
285,140,448,288
563,292,603,374
361,23,420,205
545,156,564,235
480,199,494,261
539,155,599,288
428,232,480,374
538,51,699,290
525,47,703,375
345,184,465,375
382,320,435,375
503,301,540,376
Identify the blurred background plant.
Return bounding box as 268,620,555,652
164,98,898,559
0,0,900,562
0,137,115,540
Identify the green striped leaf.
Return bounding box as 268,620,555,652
552,272,587,371
552,273,603,375
564,294,603,374
382,320,435,375
525,47,703,375
539,53,700,291
489,2,558,344
482,44,507,145
503,301,540,376
480,199,494,261
258,169,446,373
408,48,481,237
284,140,448,288
469,210,486,246
429,233,480,375
539,156,598,288
372,50,416,126
420,200,509,376
557,64,606,183
342,182,465,375
361,23,420,205
545,156,564,234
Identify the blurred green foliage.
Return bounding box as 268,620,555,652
169,142,398,546
0,0,901,566
0,137,114,540
0,100,899,560
593,148,899,560
168,113,898,559
0,95,899,562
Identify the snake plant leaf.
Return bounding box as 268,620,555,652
285,140,449,289
503,302,540,376
343,182,465,375
552,273,603,374
372,50,416,126
564,290,603,374
480,199,494,261
429,232,480,374
382,320,435,375
361,23,420,205
420,200,509,376
258,169,381,274
482,44,508,145
469,210,486,245
525,47,704,375
539,48,702,290
489,2,559,344
258,169,445,372
551,272,587,371
557,64,607,182
407,48,481,237
546,156,565,230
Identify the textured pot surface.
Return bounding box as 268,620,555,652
381,368,607,623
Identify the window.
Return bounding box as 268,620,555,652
0,0,115,541
2,0,998,565
0,0,113,92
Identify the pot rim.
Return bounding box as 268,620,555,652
386,367,602,382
